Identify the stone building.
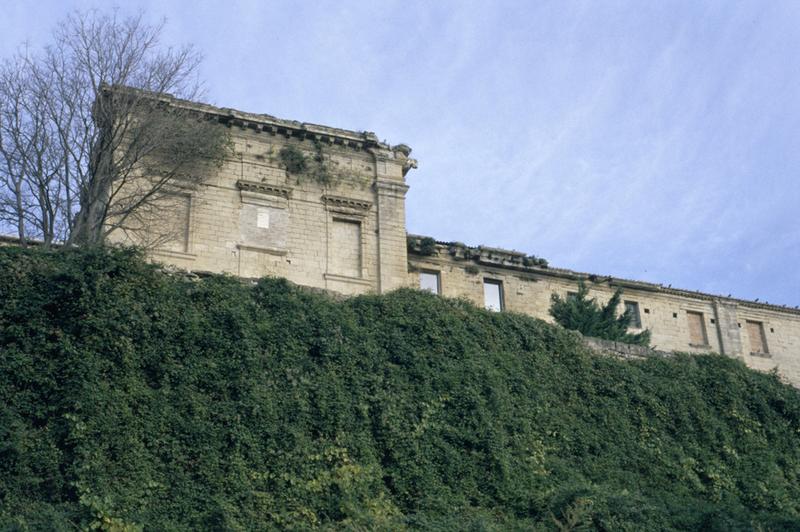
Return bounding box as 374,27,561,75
109,93,800,386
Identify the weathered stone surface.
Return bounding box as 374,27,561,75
104,96,800,387
407,237,800,386
107,98,415,296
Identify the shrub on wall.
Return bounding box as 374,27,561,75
550,281,651,345
278,145,308,174
278,141,337,186
408,236,437,256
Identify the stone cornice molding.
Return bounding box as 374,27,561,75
322,194,372,216
101,85,415,160
374,180,410,198
236,180,292,199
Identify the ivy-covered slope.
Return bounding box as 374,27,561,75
1,246,799,530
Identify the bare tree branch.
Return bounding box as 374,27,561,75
0,9,230,247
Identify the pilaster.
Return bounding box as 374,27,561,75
713,299,744,358
374,179,410,293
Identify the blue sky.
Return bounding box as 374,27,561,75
4,0,799,306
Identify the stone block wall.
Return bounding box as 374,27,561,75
108,99,416,296
582,336,674,360
408,239,800,387
102,93,799,387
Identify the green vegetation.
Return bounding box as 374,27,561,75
278,145,309,174
550,281,652,346
524,255,549,268
407,236,438,257
2,247,800,530
278,140,336,186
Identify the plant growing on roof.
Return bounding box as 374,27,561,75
407,236,437,256
418,237,437,256
523,255,549,268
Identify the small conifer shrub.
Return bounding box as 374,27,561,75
550,280,651,346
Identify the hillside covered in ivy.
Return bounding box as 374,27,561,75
1,246,800,530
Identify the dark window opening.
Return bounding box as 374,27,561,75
624,301,642,328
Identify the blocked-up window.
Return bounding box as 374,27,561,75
330,219,361,277
746,320,769,354
687,311,709,346
161,194,190,253
420,271,440,294
483,279,504,312
256,209,270,228
130,193,191,253
624,301,642,328
239,202,288,252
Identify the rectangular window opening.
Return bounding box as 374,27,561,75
330,219,362,278
687,311,709,346
419,271,440,295
483,279,504,312
746,320,769,355
624,301,642,328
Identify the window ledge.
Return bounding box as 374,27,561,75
689,343,711,349
151,249,197,261
237,243,287,256
324,273,372,287
750,351,772,358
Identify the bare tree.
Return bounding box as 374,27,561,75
0,10,230,247
0,52,63,246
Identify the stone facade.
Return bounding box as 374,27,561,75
407,237,800,386
108,94,416,296
109,94,800,387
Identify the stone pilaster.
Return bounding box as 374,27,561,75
374,179,410,293
713,299,744,358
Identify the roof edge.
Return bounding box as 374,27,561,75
406,234,800,316
101,84,413,156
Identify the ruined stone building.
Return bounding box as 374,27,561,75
109,93,800,386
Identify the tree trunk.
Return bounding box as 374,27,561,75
14,180,26,247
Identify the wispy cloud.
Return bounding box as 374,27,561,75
4,0,798,304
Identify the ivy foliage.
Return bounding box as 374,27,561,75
550,281,652,346
1,246,800,530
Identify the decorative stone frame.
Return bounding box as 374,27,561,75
237,180,292,206
745,319,771,357
236,179,292,257
322,194,372,285
685,309,711,349
150,191,197,261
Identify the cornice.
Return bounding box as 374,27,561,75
374,180,410,198
322,194,373,214
236,180,292,200
102,85,416,161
